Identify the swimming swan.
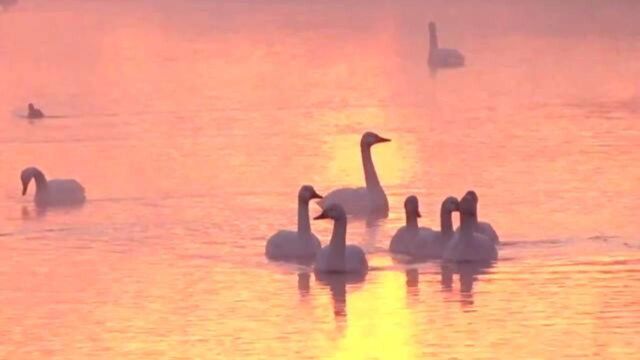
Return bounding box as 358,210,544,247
443,193,498,262
390,196,459,258
428,22,465,68
319,132,390,218
389,195,432,256
21,167,86,208
455,190,499,244
265,185,323,261
314,204,368,274
27,103,44,119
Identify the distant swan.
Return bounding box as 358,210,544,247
27,103,45,119
428,22,465,68
265,185,323,261
390,196,459,258
314,204,368,274
443,193,498,262
21,167,86,208
455,190,499,244
319,132,390,218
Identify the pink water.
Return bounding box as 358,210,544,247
1,1,639,358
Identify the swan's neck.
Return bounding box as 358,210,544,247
32,170,48,194
297,200,311,236
329,216,347,268
361,144,382,190
406,212,419,231
460,212,478,236
429,26,439,53
440,209,454,237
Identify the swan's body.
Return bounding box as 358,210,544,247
21,167,86,208
319,132,390,219
428,22,465,68
443,193,498,262
455,190,500,244
265,185,323,261
314,204,368,274
27,103,44,119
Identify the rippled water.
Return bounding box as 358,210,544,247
1,1,640,358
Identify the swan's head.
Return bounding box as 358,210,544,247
360,131,390,148
428,21,436,32
298,185,323,202
404,195,421,218
28,103,35,111
463,190,478,204
441,196,460,213
459,194,477,216
20,167,38,195
314,204,347,221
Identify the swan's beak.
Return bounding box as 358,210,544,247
311,191,323,200
21,183,27,196
416,209,422,218
314,211,328,220
377,136,391,143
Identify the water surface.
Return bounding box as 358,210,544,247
1,1,639,358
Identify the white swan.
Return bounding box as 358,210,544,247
390,196,459,259
443,193,498,262
319,132,390,219
428,22,465,68
21,167,86,208
314,204,368,274
389,195,434,255
265,185,323,261
455,190,500,244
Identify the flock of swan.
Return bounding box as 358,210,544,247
265,131,499,276
17,21,474,275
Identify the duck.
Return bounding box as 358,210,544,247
456,190,499,244
21,167,86,208
313,204,368,274
443,192,498,262
390,196,460,259
27,103,45,119
265,185,323,261
428,21,465,68
319,132,390,219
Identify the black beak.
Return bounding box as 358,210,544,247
377,137,391,143
416,209,422,218
314,211,328,220
21,184,27,196
311,191,323,200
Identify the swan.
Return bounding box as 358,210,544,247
428,22,465,68
314,204,368,274
265,185,323,261
390,196,459,258
455,190,500,244
389,195,434,256
27,103,44,119
21,167,86,208
443,193,498,262
319,132,390,218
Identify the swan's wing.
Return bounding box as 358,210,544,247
478,222,500,244
265,230,298,258
48,179,85,194
433,48,465,67
345,245,368,272
389,226,412,253
266,230,320,261
318,187,369,215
